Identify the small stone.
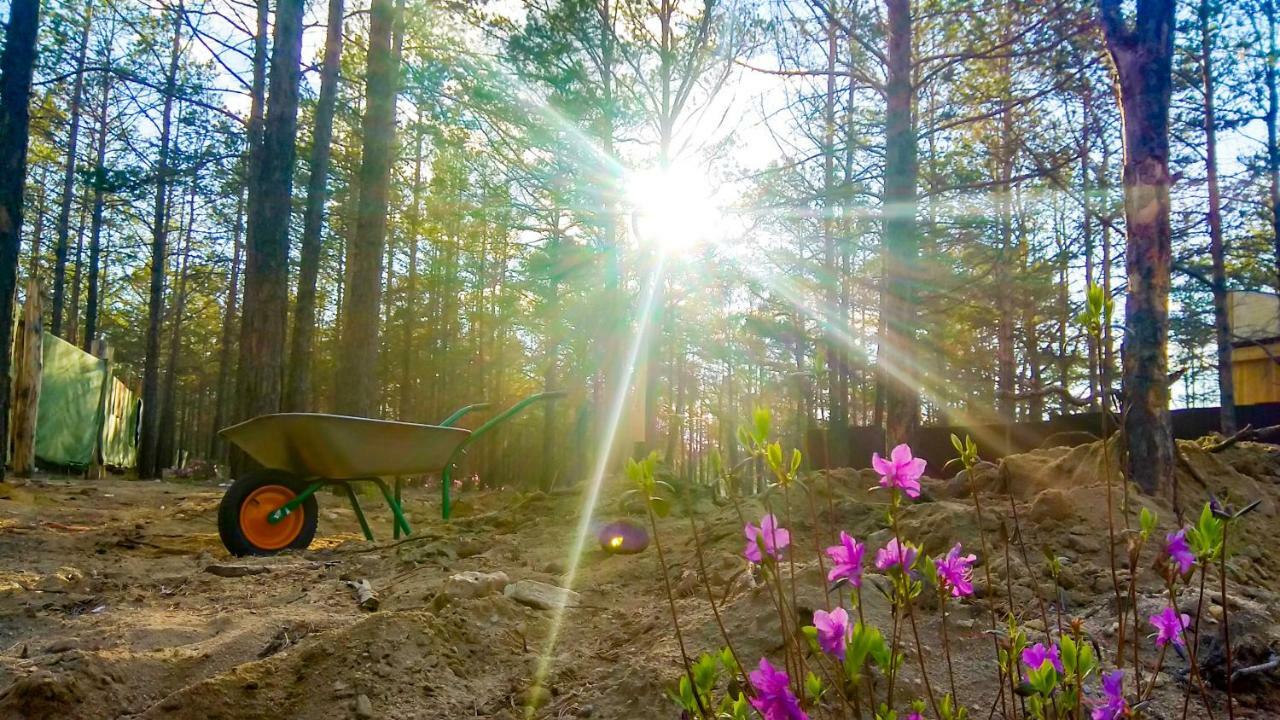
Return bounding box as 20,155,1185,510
577,704,594,717
520,685,552,709
542,560,566,575
504,580,580,610
354,693,374,718
1028,488,1074,524
441,571,509,600
44,638,81,654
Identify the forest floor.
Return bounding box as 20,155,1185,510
1,438,1279,719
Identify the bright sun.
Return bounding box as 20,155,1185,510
625,160,722,253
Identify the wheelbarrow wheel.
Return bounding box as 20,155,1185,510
218,470,318,556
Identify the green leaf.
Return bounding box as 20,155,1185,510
752,406,772,443
804,671,823,702
951,433,964,454
1140,507,1156,537
790,448,803,475
649,496,671,517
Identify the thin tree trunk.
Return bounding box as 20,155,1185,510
335,0,399,416
235,0,307,451
52,2,93,337
285,0,345,412
1265,0,1280,294
399,130,423,418
822,17,847,465
880,0,919,448
137,5,183,479
83,71,112,351
0,0,42,478
158,181,196,468
211,188,243,458
1201,0,1234,433
1100,0,1177,495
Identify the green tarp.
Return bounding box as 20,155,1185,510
32,332,139,469
101,377,140,468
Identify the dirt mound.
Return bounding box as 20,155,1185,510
2,439,1280,718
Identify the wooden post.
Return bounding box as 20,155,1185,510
88,337,112,479
12,279,43,477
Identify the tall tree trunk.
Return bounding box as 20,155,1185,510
880,0,919,448
51,2,93,337
398,130,423,418
1100,0,1177,495
1265,0,1280,294
67,186,89,346
1201,0,1235,433
137,5,183,480
83,71,112,351
211,188,244,457
285,0,345,412
158,181,196,467
335,0,399,416
0,0,41,478
822,17,847,464
235,0,307,444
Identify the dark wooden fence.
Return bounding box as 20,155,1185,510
806,403,1280,473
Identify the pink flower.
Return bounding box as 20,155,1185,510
748,657,808,720
825,532,865,587
875,538,918,573
744,514,791,563
1149,606,1191,648
1091,670,1127,720
936,543,977,597
906,714,923,720
1022,642,1063,676
872,443,926,498
813,606,850,660
1166,528,1195,575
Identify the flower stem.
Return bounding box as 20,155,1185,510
1220,522,1235,720
1179,566,1216,720
645,504,707,718
940,594,958,704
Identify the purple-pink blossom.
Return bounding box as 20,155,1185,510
872,443,926,498
1149,606,1191,648
748,657,809,720
875,538,918,573
825,531,865,587
813,606,850,660
906,713,923,720
1091,670,1128,720
935,543,977,597
744,514,791,563
1022,642,1063,676
1166,528,1195,575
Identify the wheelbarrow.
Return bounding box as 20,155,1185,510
216,391,563,556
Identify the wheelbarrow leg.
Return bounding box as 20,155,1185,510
393,476,403,539
342,482,375,542
371,478,412,537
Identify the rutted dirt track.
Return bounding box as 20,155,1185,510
1,438,1279,719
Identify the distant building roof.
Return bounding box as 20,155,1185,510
1228,291,1280,344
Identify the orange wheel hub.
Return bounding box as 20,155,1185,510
240,485,304,550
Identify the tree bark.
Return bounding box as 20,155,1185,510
158,181,196,467
235,0,307,440
137,3,183,480
285,0,345,412
880,0,919,448
1099,0,1177,495
335,0,399,417
83,71,112,351
210,188,244,458
1265,0,1280,295
0,0,41,478
822,17,847,464
1200,0,1235,433
51,2,94,337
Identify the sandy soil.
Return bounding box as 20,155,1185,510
1,438,1278,719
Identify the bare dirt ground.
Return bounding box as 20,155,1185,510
1,438,1278,719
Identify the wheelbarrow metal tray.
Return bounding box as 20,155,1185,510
220,413,470,480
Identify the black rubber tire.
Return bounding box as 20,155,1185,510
217,469,318,557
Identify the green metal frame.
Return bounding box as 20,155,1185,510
440,391,565,520
258,391,566,540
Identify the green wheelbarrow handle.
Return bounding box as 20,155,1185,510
440,390,567,520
